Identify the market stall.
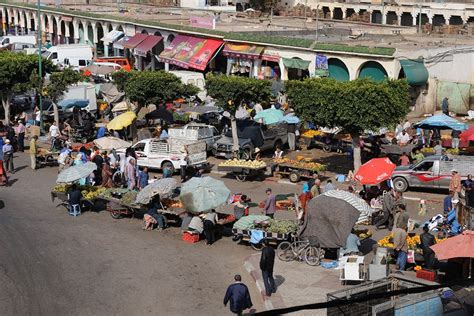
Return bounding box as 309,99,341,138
217,159,267,182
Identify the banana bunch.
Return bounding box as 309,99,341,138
82,187,106,200
52,184,69,193
301,130,324,138
219,159,266,169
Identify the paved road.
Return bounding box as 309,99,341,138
0,153,266,315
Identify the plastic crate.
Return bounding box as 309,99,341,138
416,269,436,282
182,232,200,243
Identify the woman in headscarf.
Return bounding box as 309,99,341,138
125,157,137,190
101,161,113,188
73,152,87,185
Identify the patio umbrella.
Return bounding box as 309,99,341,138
413,113,468,131
179,177,230,213
299,190,368,248
58,99,89,109
280,114,300,124
253,108,284,125
56,162,97,183
145,106,174,123
135,178,178,205
93,136,131,150
460,126,474,142
431,230,474,260
107,111,137,130
354,158,396,185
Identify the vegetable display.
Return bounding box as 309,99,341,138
100,188,138,205
273,158,326,172
52,184,105,200
265,220,298,234
219,159,266,169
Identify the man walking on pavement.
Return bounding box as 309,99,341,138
2,139,14,174
223,274,253,316
263,188,276,219
29,135,38,170
260,240,276,297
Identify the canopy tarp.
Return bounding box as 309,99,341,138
58,99,89,109
121,33,148,49
111,101,130,112
158,35,223,71
134,35,163,57
98,83,124,105
222,43,264,59
399,59,429,86
101,30,123,45
113,36,130,50
414,113,468,131
282,57,311,70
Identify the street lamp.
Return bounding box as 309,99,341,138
37,0,43,132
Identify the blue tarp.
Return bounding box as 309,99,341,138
58,99,90,109
414,114,468,131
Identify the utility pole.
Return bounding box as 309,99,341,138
381,0,384,25
316,3,320,42
304,0,307,29
418,3,422,34
37,0,43,133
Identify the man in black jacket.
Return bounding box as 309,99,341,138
260,241,276,296
420,225,437,269
223,274,252,316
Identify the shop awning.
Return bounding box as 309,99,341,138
101,30,124,45
121,33,148,50
399,59,429,86
158,35,223,71
113,36,130,50
222,43,264,59
134,35,163,57
282,57,311,70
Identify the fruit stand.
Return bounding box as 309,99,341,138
273,158,326,183
51,184,106,211
217,159,267,182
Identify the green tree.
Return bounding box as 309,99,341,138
206,74,272,152
44,67,83,125
0,51,54,124
123,71,199,108
285,78,410,170
111,70,131,92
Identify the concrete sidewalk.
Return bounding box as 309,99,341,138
244,253,345,315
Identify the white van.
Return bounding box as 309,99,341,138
42,44,93,67
0,35,36,48
169,70,207,101
63,57,92,71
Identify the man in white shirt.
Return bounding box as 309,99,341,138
49,122,61,150
396,130,410,146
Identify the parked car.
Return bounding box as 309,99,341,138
391,155,473,192
213,120,288,159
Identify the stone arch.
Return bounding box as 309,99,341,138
358,61,388,82
432,14,446,26
154,31,162,37
60,20,66,44
346,8,356,19
400,12,413,26
468,17,474,24
107,23,113,32
414,13,429,26
29,11,36,31
68,21,74,43
449,16,463,25
141,29,148,34
328,58,350,81
96,22,105,55
78,20,86,43
322,6,330,19
386,11,397,25
117,25,125,33
371,10,382,24
51,16,59,45
21,10,27,33
86,22,94,45
333,8,343,20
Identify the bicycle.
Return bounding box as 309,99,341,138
277,237,325,266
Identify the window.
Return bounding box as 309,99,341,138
51,52,58,60
133,142,146,152
212,127,219,136
78,60,87,66
414,161,433,172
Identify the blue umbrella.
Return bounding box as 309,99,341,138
253,108,284,125
280,114,300,124
58,99,90,109
414,114,467,131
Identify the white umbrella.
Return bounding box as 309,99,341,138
56,162,97,183
93,136,131,150
135,178,178,205
179,177,230,213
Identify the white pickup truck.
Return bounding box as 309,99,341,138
168,123,221,152
129,138,208,173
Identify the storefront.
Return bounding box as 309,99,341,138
133,35,164,71
113,36,130,58
158,34,223,72
120,33,148,70
223,43,264,77
101,30,124,57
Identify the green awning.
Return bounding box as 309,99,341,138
282,57,311,70
399,59,429,86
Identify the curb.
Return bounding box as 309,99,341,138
244,254,286,311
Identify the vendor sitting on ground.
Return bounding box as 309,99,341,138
143,195,167,231
233,195,249,220
254,147,262,161
188,214,204,235
273,146,284,159
340,228,360,256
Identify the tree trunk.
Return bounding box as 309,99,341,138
231,116,239,153
2,97,11,125
53,102,60,126
352,133,362,172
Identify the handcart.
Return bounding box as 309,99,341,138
37,149,59,168
273,159,325,183
217,165,266,182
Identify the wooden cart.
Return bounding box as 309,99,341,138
96,196,144,219
37,149,59,168
217,165,266,182
274,162,323,183
51,190,96,212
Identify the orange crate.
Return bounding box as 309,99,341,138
182,232,200,243
416,269,436,282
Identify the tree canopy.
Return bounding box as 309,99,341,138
0,51,55,123
205,74,272,114
285,78,410,169
115,70,199,107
